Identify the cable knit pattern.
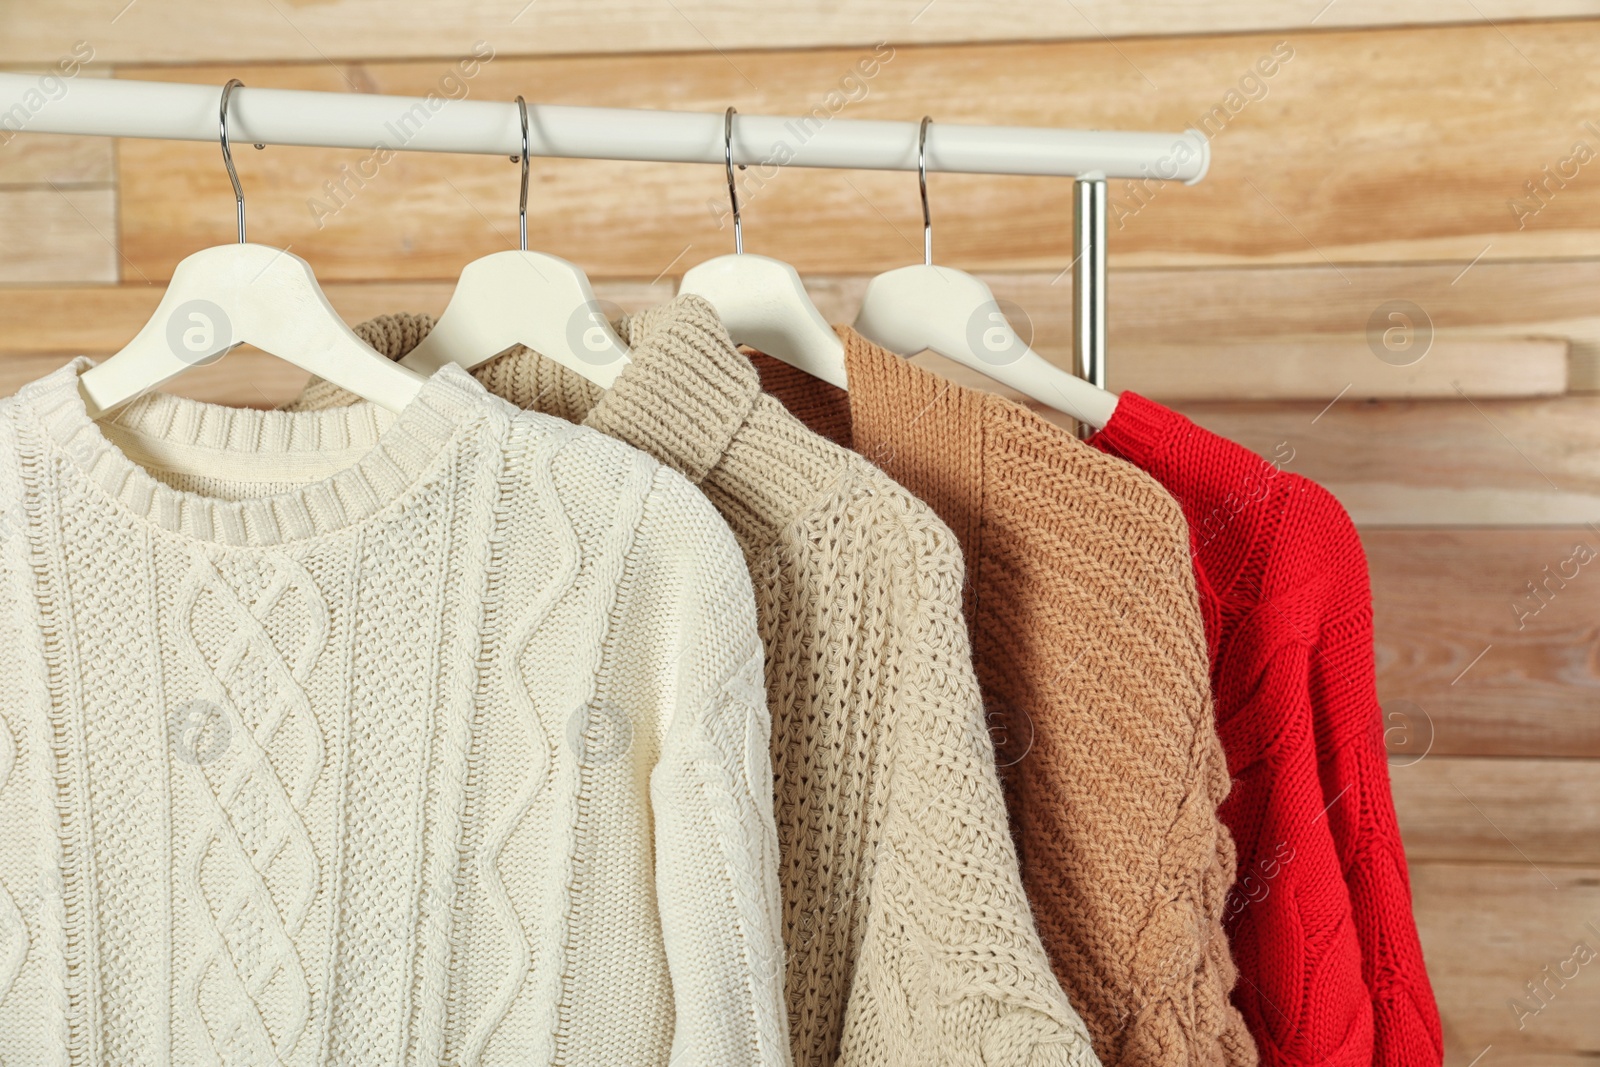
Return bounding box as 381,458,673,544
0,719,23,1004
286,295,1100,1067
1088,393,1441,1067
751,331,1257,1067
174,552,325,1063
0,357,786,1066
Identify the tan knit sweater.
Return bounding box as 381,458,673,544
751,332,1256,1067
288,297,1100,1067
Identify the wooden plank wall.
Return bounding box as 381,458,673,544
3,7,1598,1063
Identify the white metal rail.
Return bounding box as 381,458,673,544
0,73,1208,179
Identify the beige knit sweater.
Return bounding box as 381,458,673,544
751,332,1256,1067
288,296,1100,1067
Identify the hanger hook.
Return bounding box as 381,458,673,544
724,106,743,255
219,79,248,244
511,95,530,252
918,115,932,266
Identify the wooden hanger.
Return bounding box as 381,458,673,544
79,79,426,419
852,117,1118,428
401,96,631,385
678,107,848,390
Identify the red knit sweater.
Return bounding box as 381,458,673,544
1088,392,1442,1067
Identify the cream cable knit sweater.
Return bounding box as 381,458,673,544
286,296,1101,1067
0,359,787,1066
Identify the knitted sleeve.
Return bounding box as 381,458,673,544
627,469,790,1067
0,411,63,1060
1301,488,1443,1067
1217,640,1375,1067
837,493,1101,1067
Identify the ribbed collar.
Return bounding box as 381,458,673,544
18,357,493,547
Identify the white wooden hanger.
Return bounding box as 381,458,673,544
678,107,848,390
852,117,1119,429
401,96,630,386
79,80,426,419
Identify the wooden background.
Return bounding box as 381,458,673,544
2,3,1598,1063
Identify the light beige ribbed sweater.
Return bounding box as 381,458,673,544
287,296,1100,1067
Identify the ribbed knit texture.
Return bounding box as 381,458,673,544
287,296,1102,1067
753,331,1256,1067
0,358,788,1066
1088,392,1442,1067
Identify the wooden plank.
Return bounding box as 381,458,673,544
1392,757,1600,862
0,134,112,184
0,269,1574,399
109,22,1600,280
0,282,452,359
0,279,670,352
810,273,1575,399
975,262,1600,395
12,258,1593,398
385,259,1600,397
588,260,1600,397
1175,397,1600,526
0,279,675,405
1109,338,1568,402
0,186,116,282
4,3,1599,65
1011,393,1599,524
1412,864,1600,1063
1369,528,1600,759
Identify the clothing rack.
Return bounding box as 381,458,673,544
0,72,1210,386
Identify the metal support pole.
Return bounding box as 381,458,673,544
1073,176,1107,437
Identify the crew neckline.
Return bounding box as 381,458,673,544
20,357,496,548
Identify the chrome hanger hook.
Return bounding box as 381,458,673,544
217,80,264,245
219,79,248,244
724,106,744,254
918,115,933,266
511,95,530,252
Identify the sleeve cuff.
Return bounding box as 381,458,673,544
1089,390,1181,469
